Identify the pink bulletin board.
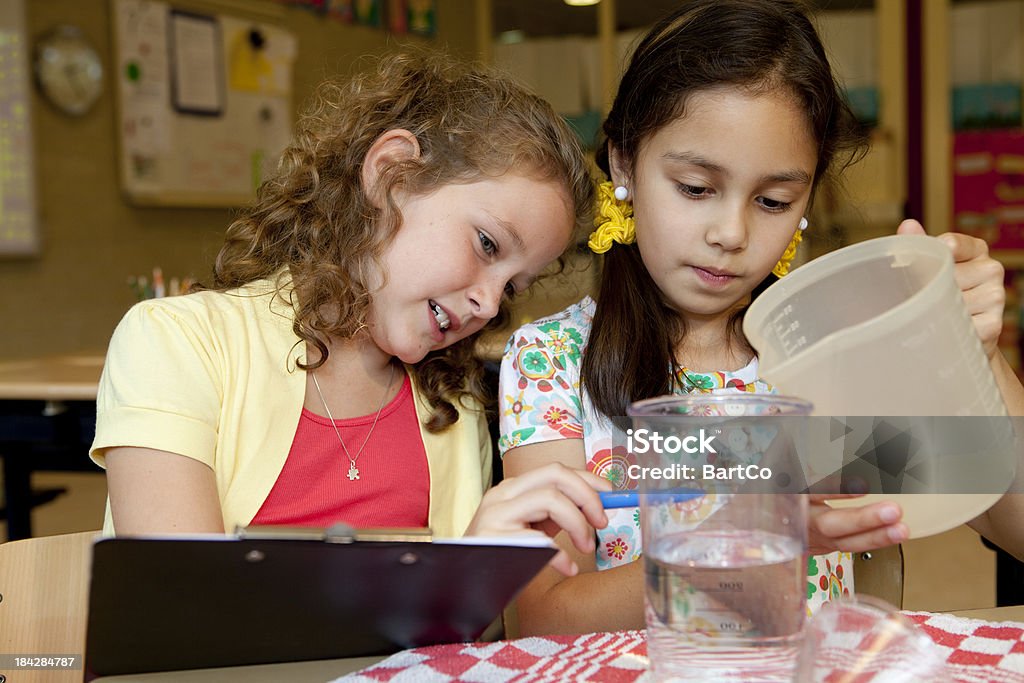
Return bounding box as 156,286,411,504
954,130,1024,255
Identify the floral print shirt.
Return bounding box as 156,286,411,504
498,297,852,613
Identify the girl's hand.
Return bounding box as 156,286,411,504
465,463,611,576
897,220,1005,359
808,493,908,555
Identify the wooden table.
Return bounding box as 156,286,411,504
4,531,1024,683
950,604,1024,621
0,354,104,401
89,656,386,682
0,354,104,539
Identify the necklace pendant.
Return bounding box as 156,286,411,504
347,463,360,481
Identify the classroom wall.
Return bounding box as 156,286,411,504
0,0,478,360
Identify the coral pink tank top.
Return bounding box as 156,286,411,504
251,373,429,528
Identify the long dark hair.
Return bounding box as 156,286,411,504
583,0,868,418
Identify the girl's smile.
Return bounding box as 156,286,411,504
428,300,453,335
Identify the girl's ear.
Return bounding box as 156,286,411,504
608,145,631,190
361,129,421,206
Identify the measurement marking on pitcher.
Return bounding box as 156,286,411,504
770,307,806,355
774,322,806,355
783,335,807,355
769,307,793,328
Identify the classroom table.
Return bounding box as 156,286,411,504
89,608,1024,682
0,353,104,539
339,610,1024,682
7,531,1024,683
5,607,1015,682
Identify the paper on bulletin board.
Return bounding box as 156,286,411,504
169,10,223,115
113,0,295,207
954,130,1024,250
224,16,296,97
116,0,171,162
0,0,39,256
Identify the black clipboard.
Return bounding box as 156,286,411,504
84,524,556,678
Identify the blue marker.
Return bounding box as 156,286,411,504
598,491,639,509
599,490,703,509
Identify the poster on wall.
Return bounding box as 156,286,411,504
954,130,1024,251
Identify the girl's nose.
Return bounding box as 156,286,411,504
468,278,503,320
705,205,748,251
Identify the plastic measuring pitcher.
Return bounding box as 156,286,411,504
744,235,1004,417
743,234,1011,538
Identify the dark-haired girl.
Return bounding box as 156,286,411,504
500,0,1021,633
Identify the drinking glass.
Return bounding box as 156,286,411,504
629,394,812,682
795,595,950,682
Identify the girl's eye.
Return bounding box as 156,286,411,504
757,196,793,213
678,183,712,199
478,231,498,256
504,282,517,299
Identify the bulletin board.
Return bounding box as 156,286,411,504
953,130,1024,263
0,0,39,256
112,0,296,207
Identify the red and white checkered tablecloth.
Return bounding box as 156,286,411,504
340,631,648,683
905,612,1024,683
337,613,1024,682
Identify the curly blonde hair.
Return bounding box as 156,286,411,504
209,51,594,432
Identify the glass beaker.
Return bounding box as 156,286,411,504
628,394,812,682
795,595,950,682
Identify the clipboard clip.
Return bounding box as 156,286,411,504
234,523,433,544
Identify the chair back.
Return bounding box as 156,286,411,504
853,544,904,609
0,531,96,682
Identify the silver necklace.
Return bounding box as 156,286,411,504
310,363,396,481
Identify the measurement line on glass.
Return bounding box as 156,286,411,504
770,306,807,355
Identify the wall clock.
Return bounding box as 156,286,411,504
34,25,104,116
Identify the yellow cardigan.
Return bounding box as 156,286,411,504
91,276,491,537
